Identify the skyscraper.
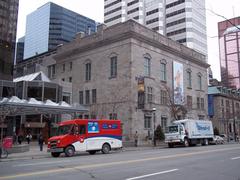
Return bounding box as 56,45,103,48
104,0,207,56
23,2,97,60
218,17,240,89
0,0,19,80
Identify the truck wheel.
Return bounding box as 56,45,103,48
184,138,189,147
88,150,97,155
168,143,174,148
102,143,110,154
65,146,75,157
51,152,60,157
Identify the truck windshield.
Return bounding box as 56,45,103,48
166,126,179,133
57,125,73,135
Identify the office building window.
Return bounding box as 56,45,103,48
47,65,56,79
92,89,97,104
161,90,168,105
85,62,91,81
79,91,83,104
160,62,166,81
144,57,151,76
147,87,153,103
144,115,151,129
161,117,167,131
110,56,117,78
85,90,90,104
187,70,192,88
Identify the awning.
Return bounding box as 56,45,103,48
13,71,51,82
0,96,88,116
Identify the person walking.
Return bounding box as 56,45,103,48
134,131,138,147
38,133,44,151
26,133,32,144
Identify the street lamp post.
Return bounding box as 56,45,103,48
152,107,156,146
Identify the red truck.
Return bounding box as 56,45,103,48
47,119,122,157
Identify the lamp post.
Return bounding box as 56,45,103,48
152,107,156,146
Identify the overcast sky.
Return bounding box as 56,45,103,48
16,0,240,80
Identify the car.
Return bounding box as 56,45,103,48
211,135,225,145
219,134,228,141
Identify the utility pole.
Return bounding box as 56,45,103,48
152,107,156,146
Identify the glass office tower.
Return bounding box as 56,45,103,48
218,17,240,88
24,2,96,60
0,0,19,80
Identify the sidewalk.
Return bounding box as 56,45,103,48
1,142,167,162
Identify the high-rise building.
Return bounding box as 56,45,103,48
218,17,240,89
23,2,97,60
0,0,19,80
16,36,25,63
104,0,207,56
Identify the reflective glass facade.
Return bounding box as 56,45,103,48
218,17,240,88
0,0,19,80
24,2,96,60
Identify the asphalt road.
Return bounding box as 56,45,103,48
0,144,240,180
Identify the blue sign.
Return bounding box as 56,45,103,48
88,122,99,133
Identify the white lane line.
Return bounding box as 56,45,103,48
13,160,71,167
126,169,179,180
231,156,240,160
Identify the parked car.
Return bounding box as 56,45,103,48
211,135,225,145
219,134,227,141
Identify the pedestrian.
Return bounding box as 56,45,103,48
134,131,138,147
38,133,44,151
17,133,23,145
26,133,32,144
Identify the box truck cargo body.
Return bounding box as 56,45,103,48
165,119,214,148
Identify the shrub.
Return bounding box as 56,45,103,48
154,125,165,141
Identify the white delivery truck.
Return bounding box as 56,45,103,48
165,119,214,148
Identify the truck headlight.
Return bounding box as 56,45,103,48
57,140,61,144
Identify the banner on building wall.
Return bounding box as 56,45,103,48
173,61,184,104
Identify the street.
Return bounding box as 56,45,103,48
0,144,240,180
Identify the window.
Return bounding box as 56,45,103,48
47,65,56,79
144,57,151,76
200,98,204,109
147,87,153,103
62,64,65,72
144,115,151,129
161,90,168,105
160,62,166,81
197,97,200,109
85,90,90,104
92,89,97,104
62,78,65,81
78,125,86,135
109,113,117,120
62,92,71,104
79,91,83,104
69,62,73,71
69,77,72,82
110,56,117,78
197,74,202,90
161,117,167,131
146,18,159,25
85,62,91,81
187,95,192,109
187,71,192,88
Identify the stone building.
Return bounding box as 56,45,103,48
208,86,240,140
15,20,209,144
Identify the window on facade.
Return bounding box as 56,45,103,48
197,97,200,109
198,74,202,90
85,63,91,81
144,115,151,129
144,57,151,76
161,90,168,105
187,71,192,88
62,78,65,81
221,99,224,106
160,62,166,81
147,87,153,103
47,65,56,79
161,117,167,132
85,90,90,104
110,56,117,78
69,62,73,71
109,113,117,120
92,89,97,104
222,108,225,118
79,91,83,104
62,92,71,104
187,95,192,109
69,77,72,82
200,98,204,110
62,64,65,72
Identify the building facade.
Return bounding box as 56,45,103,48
23,2,97,60
16,36,25,63
104,0,207,56
38,20,208,143
208,86,240,140
218,17,240,89
0,0,19,80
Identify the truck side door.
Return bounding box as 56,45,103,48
72,124,87,152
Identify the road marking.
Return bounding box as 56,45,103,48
13,160,71,167
231,156,240,160
1,146,240,179
126,169,179,180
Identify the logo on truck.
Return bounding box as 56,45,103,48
196,123,210,131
